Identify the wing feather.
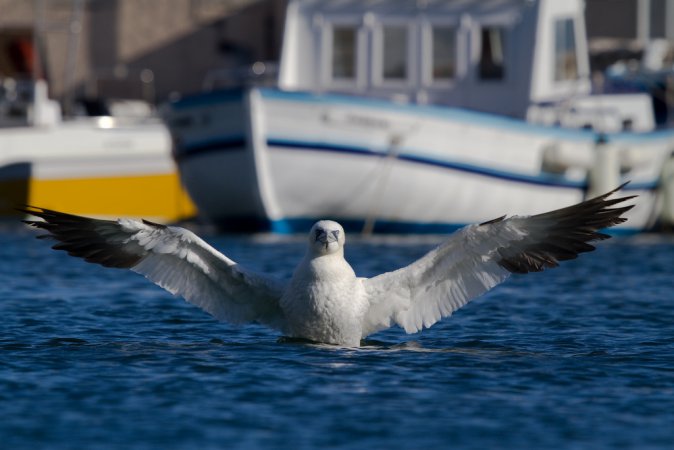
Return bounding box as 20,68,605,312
361,185,635,337
21,207,286,329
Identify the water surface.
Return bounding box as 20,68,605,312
1,227,673,449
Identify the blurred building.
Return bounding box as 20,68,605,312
586,0,674,42
0,0,286,110
585,0,674,70
1,0,673,109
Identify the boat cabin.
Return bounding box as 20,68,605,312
277,0,652,131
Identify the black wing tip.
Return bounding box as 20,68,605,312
20,206,50,231
16,204,64,215
586,182,637,215
20,205,145,269
480,184,635,232
19,205,164,230
142,218,167,229
480,215,507,227
496,183,636,275
592,181,631,199
18,205,85,225
16,205,44,218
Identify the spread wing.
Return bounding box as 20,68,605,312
361,185,635,337
22,207,286,329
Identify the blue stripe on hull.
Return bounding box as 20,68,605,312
207,215,461,234
178,136,658,190
267,138,586,189
212,216,640,236
271,218,467,234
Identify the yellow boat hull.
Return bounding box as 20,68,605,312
1,119,197,223
2,172,196,222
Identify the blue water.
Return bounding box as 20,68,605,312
1,226,673,450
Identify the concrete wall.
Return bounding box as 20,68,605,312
0,0,285,106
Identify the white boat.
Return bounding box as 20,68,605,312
0,78,196,222
166,0,674,233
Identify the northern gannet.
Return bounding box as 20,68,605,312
22,186,634,346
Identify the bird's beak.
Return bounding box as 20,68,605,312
316,230,340,249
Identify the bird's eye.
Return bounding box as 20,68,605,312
315,229,325,240
331,230,340,240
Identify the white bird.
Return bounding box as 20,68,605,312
22,185,634,347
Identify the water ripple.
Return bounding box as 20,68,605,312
0,231,673,449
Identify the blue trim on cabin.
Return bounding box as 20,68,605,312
170,87,674,146
258,88,601,142
260,88,674,144
170,87,596,142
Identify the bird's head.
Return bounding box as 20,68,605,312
308,220,345,256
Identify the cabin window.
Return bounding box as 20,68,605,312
332,26,357,80
432,26,456,80
554,18,578,81
382,25,408,80
479,27,505,80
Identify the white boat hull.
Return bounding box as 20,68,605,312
168,87,672,233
